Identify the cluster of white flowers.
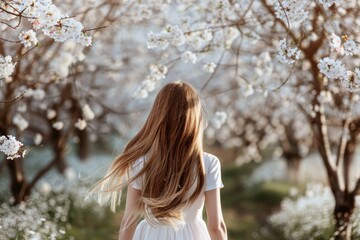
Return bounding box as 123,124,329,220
270,184,360,239
181,51,197,64
19,30,38,48
25,88,46,100
212,111,227,129
82,104,95,121
131,4,153,22
34,133,43,145
186,28,213,50
0,56,15,79
343,40,359,56
330,33,342,51
319,0,343,8
47,109,56,120
277,39,301,64
203,62,217,73
0,1,17,21
274,0,309,26
224,27,240,49
318,57,347,80
0,135,23,160
341,69,360,92
147,25,185,49
13,114,29,132
330,34,359,56
52,121,64,130
50,51,75,78
4,0,92,46
134,64,168,98
75,118,87,130
0,185,78,240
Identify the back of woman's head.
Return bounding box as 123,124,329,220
88,81,205,226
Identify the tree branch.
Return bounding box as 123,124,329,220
28,158,57,190
201,50,226,92
336,119,350,167
0,157,6,175
352,178,360,196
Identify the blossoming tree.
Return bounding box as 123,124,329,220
129,1,360,239
2,0,360,239
0,0,163,204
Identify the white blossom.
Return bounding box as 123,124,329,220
132,4,153,21
343,40,358,56
75,119,87,130
203,63,217,73
0,135,23,160
147,25,185,49
32,88,46,100
134,65,168,98
52,121,64,130
181,51,197,64
212,111,227,129
165,25,186,47
133,88,149,99
147,31,169,49
330,33,342,51
19,0,92,46
76,32,92,47
42,18,83,43
244,84,254,97
82,104,95,121
0,56,15,79
13,114,29,131
19,30,38,47
224,27,240,49
187,28,213,50
319,0,343,8
34,133,43,145
277,39,301,64
0,2,17,21
318,57,347,80
50,52,74,78
341,69,360,92
274,0,309,26
47,109,57,119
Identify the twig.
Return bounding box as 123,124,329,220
352,178,360,196
13,45,37,61
83,25,108,33
0,158,6,175
28,158,57,190
270,63,296,91
277,0,291,41
0,91,26,104
200,50,226,92
0,37,21,43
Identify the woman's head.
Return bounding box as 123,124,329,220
141,81,204,153
88,81,205,226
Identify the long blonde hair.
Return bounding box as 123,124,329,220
87,81,205,226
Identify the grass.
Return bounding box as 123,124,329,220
62,161,292,240
221,162,293,240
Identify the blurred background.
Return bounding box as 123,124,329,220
1,0,360,239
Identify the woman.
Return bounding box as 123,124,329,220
88,81,227,240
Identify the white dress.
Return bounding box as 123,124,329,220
130,152,224,240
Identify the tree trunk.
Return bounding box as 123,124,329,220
6,158,30,204
333,196,355,240
285,157,301,183
76,128,89,161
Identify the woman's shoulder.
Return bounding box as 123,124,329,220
131,156,146,169
203,152,220,169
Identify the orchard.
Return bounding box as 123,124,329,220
1,1,360,239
